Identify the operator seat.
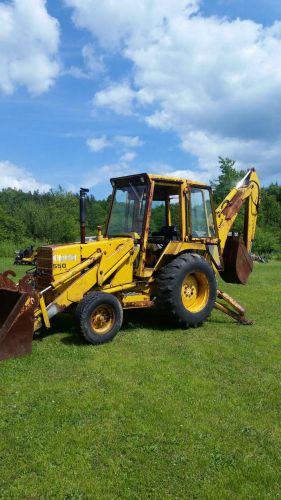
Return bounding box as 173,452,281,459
152,225,180,241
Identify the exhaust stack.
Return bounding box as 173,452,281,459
80,187,89,244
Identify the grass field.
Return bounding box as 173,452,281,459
0,258,281,499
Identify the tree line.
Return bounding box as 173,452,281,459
0,188,111,256
0,158,280,257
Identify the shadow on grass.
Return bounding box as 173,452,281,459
122,308,176,331
33,308,176,346
33,306,237,347
33,314,85,346
123,309,237,329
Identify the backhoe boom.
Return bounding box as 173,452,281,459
216,168,260,252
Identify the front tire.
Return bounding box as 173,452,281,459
156,253,217,327
79,292,123,344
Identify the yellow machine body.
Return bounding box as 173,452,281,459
0,169,260,360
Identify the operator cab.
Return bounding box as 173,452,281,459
106,173,220,273
106,173,216,239
106,174,182,243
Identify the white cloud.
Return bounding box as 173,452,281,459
180,130,281,183
87,135,111,152
92,84,155,116
63,44,105,80
63,66,89,80
82,44,105,75
84,163,132,188
64,0,199,49
84,148,139,188
0,161,51,192
115,135,144,148
93,83,137,115
120,151,136,162
0,0,60,95
66,0,281,182
86,134,144,155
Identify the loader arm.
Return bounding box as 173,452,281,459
36,238,139,331
216,168,260,252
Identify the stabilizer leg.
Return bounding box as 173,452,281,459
215,289,253,325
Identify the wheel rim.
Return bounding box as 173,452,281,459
181,272,210,312
91,305,115,335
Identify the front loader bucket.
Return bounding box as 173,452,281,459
220,235,253,285
0,272,38,361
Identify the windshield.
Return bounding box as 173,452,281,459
107,183,148,237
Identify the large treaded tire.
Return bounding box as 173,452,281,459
75,291,97,320
79,292,123,345
156,253,217,327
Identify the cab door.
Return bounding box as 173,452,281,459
187,187,222,268
188,188,216,238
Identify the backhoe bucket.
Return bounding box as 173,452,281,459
220,235,253,285
0,272,38,361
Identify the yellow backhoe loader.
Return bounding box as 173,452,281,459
14,245,37,266
0,169,260,361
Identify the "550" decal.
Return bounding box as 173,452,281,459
53,263,67,269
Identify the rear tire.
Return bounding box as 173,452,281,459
156,253,217,327
79,292,123,344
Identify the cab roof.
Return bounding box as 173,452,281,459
110,172,209,188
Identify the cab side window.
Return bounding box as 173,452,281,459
150,185,181,240
190,188,216,237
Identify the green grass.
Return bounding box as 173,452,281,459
0,258,281,499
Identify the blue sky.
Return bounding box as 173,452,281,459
0,0,281,198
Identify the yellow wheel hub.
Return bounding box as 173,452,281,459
91,305,115,335
181,272,210,312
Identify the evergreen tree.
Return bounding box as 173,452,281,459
211,157,245,204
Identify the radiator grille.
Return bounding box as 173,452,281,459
36,246,53,290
